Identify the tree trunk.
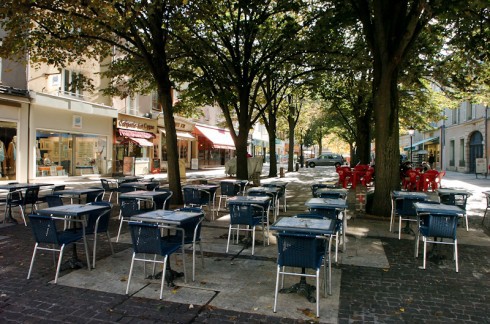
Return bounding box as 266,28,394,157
159,86,183,204
287,129,295,172
268,114,278,177
356,112,372,164
369,69,401,216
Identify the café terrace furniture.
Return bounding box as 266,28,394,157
153,188,173,210
483,191,490,225
0,183,53,224
116,197,155,242
119,190,171,210
247,186,280,222
27,213,91,283
217,181,242,212
126,222,183,299
390,191,428,237
270,216,335,318
336,166,352,189
55,188,107,204
263,181,288,212
45,194,64,207
315,188,348,199
100,179,120,202
419,169,440,192
84,201,114,268
3,187,40,226
36,203,109,270
182,184,219,220
414,202,463,272
226,202,267,255
120,181,159,191
132,208,204,282
305,197,348,252
437,188,471,231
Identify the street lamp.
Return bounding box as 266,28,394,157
408,127,415,163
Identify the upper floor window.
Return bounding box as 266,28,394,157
466,102,473,121
62,69,84,98
125,96,139,116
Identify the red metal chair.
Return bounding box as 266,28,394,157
361,168,375,187
402,169,419,191
419,170,439,192
336,166,352,189
351,165,369,189
434,170,446,189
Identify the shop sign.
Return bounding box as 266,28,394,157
117,114,157,133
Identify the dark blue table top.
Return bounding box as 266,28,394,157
119,190,169,199
436,188,470,196
132,210,201,225
228,195,271,205
37,204,107,217
0,183,53,190
305,198,347,209
392,191,428,199
271,216,335,235
414,202,464,216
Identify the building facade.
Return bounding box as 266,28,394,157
400,102,488,174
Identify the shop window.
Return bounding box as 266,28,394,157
36,130,107,177
0,121,17,181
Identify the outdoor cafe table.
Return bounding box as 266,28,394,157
119,190,171,210
247,186,281,219
182,184,219,213
314,188,348,199
112,176,143,184
36,204,108,269
390,191,429,233
270,216,336,302
228,195,272,223
119,181,159,191
55,188,105,204
305,197,348,252
0,183,54,223
132,209,203,284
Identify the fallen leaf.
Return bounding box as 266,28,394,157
189,304,194,309
399,307,405,312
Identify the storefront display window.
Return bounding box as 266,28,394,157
0,121,17,181
36,130,107,177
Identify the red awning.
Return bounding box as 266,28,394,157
194,125,235,150
119,129,155,139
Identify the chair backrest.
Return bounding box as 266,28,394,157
318,192,343,199
153,188,173,210
85,201,112,234
100,179,112,191
311,184,328,197
220,181,241,197
28,214,61,245
175,208,205,243
276,232,323,269
120,199,143,218
425,214,458,239
229,203,259,226
128,221,165,255
395,197,426,216
86,190,104,204
183,187,205,206
309,207,339,220
45,194,64,207
51,185,66,194
23,187,40,205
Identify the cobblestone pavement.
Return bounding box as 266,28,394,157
1,167,489,323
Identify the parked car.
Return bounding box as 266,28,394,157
306,153,344,168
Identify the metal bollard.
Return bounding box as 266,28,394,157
295,163,299,172
280,167,284,178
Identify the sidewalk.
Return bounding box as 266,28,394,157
1,166,489,323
